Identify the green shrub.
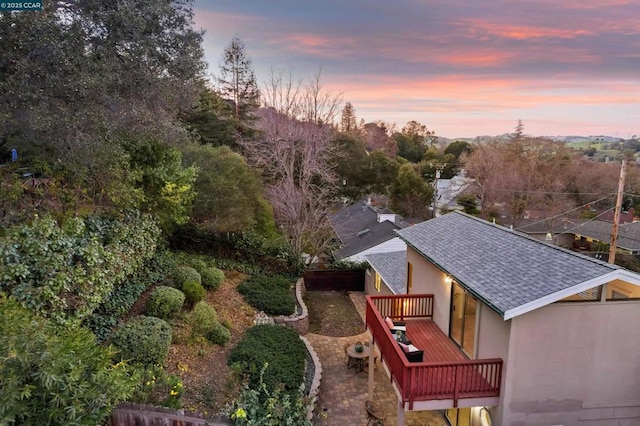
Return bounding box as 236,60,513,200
187,258,208,273
131,365,184,409
0,297,136,425
188,301,218,338
237,274,295,316
228,325,305,394
170,265,201,288
208,322,231,346
201,267,225,290
0,212,160,325
230,364,310,425
182,280,206,305
146,286,185,319
111,316,172,366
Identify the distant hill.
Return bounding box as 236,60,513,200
438,135,631,147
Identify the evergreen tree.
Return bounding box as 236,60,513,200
339,102,358,132
217,36,260,125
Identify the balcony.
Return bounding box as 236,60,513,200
366,294,503,410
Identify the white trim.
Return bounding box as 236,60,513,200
503,269,640,320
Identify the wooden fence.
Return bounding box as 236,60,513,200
303,269,365,291
110,403,229,426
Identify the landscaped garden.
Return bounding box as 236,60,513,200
0,213,312,424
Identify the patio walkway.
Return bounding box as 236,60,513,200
308,292,448,426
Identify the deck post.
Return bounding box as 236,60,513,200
397,399,405,426
368,339,375,399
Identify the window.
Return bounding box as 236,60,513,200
407,262,413,294
374,273,381,292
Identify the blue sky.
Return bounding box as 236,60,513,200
193,0,640,138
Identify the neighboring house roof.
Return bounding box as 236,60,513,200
365,251,407,295
435,174,474,211
396,211,640,320
518,219,640,252
329,202,408,260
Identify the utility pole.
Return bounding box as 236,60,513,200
609,159,626,264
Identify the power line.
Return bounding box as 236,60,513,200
517,196,612,230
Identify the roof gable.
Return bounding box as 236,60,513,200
396,212,633,319
365,251,407,294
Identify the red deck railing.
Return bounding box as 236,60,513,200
366,294,503,410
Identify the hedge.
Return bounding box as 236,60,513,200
237,275,295,316
111,316,172,366
227,324,305,394
146,286,185,320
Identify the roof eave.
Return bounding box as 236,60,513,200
503,269,640,320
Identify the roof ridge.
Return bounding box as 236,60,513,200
451,211,620,270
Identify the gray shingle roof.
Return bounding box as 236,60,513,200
396,211,621,317
365,251,407,295
330,203,408,260
518,219,640,252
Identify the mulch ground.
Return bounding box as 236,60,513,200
304,291,365,337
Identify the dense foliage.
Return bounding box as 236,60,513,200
228,325,306,394
0,296,135,425
182,280,205,305
0,212,160,324
230,364,311,426
111,316,173,366
84,250,176,342
237,274,295,316
170,265,201,288
146,286,185,320
201,266,225,290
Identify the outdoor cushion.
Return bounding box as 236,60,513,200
398,342,409,352
406,344,420,353
405,350,424,363
384,316,395,330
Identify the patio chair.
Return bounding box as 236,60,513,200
365,399,385,425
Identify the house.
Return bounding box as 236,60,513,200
434,173,475,217
329,202,408,262
363,211,640,426
518,218,640,256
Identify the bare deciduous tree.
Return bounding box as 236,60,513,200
240,108,338,259
261,68,342,125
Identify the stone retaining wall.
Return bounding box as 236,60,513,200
299,335,323,422
274,278,309,335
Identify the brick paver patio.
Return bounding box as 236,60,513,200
308,292,448,426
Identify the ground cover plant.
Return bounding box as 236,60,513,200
227,324,306,394
237,274,295,316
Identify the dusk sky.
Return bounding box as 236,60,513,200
194,1,640,139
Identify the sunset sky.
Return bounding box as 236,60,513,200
194,0,640,138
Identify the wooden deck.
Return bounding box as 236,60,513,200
404,319,467,363
366,294,503,410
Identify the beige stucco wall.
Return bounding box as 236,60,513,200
406,248,452,334
501,300,640,426
364,268,395,295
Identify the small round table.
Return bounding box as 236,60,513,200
346,344,371,373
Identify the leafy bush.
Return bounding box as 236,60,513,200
182,280,205,305
188,301,218,338
170,265,201,288
230,363,310,426
111,316,172,366
201,267,225,290
131,365,184,409
188,301,230,346
146,286,185,320
0,212,160,324
237,275,295,316
0,296,136,425
228,325,305,394
208,322,231,346
186,258,208,273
